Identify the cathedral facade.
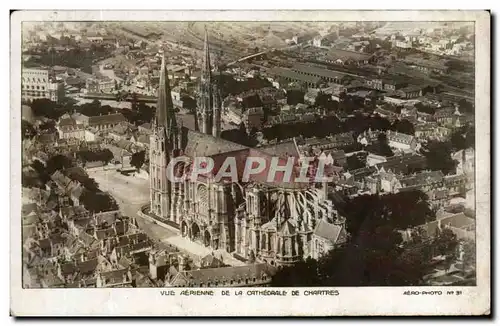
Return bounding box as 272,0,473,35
149,30,347,266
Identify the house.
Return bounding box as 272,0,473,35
379,171,400,193
96,268,133,288
386,130,418,152
365,78,384,90
382,77,409,92
88,113,127,131
374,153,427,174
148,247,181,281
138,122,152,134
56,117,96,141
108,124,134,142
396,170,445,193
297,133,354,152
396,85,425,99
400,212,475,242
86,76,115,94
415,124,452,141
71,113,90,126
165,262,276,287
434,107,456,125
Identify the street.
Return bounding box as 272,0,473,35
87,169,178,241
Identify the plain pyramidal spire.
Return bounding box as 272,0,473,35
156,49,177,134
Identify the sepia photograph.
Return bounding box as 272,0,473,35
10,10,490,316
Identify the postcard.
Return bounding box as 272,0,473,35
10,10,490,316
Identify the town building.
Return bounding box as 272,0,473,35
269,67,322,88
22,67,65,103
324,49,373,66
88,113,128,131
56,117,96,141
165,262,276,287
86,76,115,94
402,57,449,75
290,63,352,85
386,130,418,152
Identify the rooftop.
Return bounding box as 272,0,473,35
269,67,321,85
326,48,373,62
291,63,350,80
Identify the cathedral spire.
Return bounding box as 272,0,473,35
202,26,211,81
199,26,213,135
156,51,177,138
212,53,222,138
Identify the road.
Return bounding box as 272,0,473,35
87,169,178,241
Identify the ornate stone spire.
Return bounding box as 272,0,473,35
156,51,177,140
199,26,213,135
212,55,222,138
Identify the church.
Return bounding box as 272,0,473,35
149,29,347,266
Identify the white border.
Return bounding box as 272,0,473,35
10,10,490,316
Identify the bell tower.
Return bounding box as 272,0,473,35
149,51,178,219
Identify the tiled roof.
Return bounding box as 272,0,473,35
399,170,444,188
386,130,415,145
269,67,321,84
292,63,350,80
183,129,247,157
326,49,372,62
139,122,151,130
200,254,225,269
100,269,132,285
172,263,276,287
89,113,127,126
375,153,427,174
59,117,78,127
259,140,299,158
313,220,343,242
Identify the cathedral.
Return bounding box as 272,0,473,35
149,29,347,266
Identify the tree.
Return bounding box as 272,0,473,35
345,154,366,171
458,99,474,115
30,99,58,119
340,190,434,236
38,120,56,133
45,154,74,175
366,133,394,157
80,190,118,213
450,125,475,151
433,228,458,257
315,92,335,109
421,141,458,175
101,149,114,165
415,102,436,115
392,119,415,135
22,120,36,139
130,151,146,171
